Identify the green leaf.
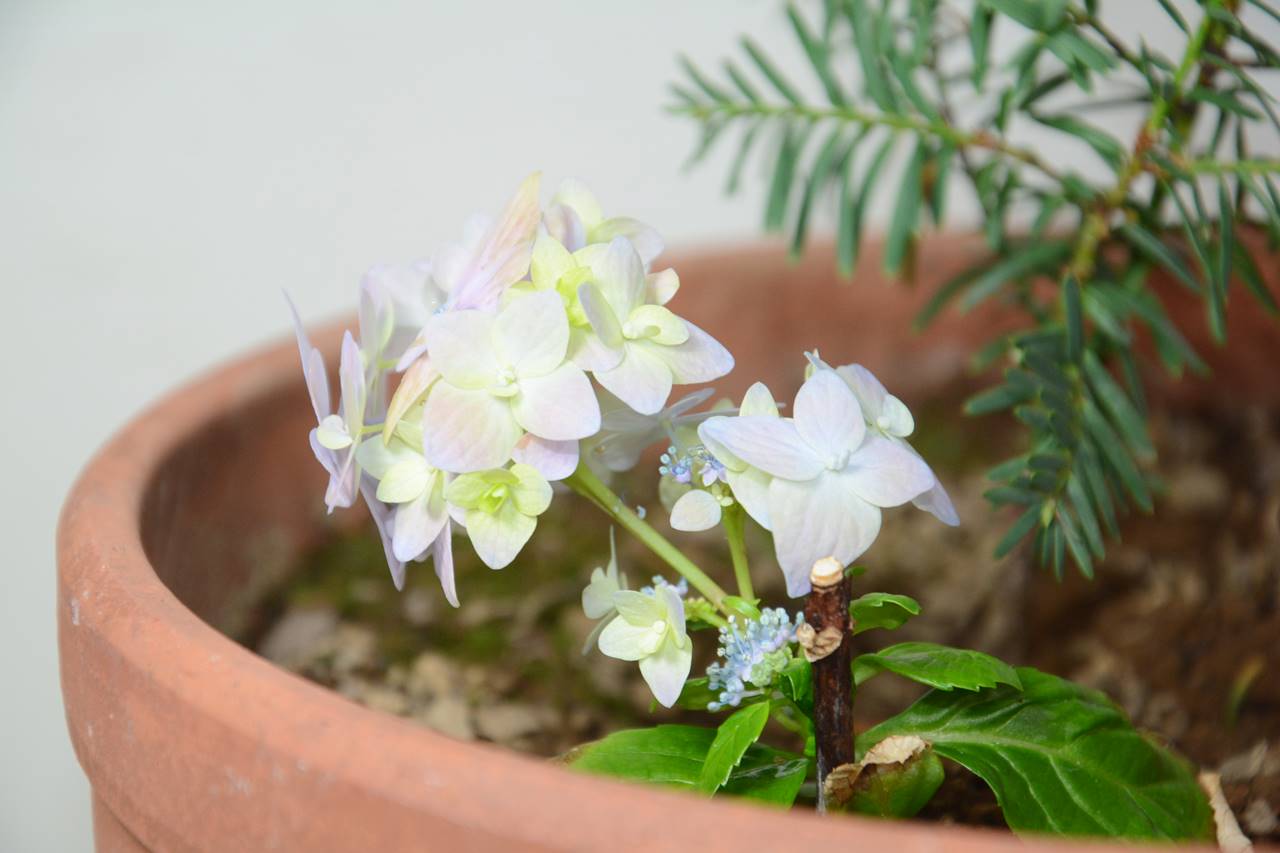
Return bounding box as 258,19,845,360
1116,223,1201,293
884,143,925,275
566,724,808,805
850,593,922,634
698,702,773,793
777,657,813,715
1032,113,1126,170
858,668,1214,840
1083,400,1153,512
1062,275,1083,363
959,241,1071,311
740,36,802,105
980,0,1043,30
675,677,719,711
964,379,1033,415
786,2,846,106
1082,351,1153,457
764,125,803,232
853,642,1023,692
970,6,994,87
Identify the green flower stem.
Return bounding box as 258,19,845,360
669,100,1064,184
565,464,728,609
721,503,755,602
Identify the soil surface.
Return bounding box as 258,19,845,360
243,400,1279,843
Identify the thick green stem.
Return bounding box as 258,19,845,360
565,464,729,609
721,503,755,602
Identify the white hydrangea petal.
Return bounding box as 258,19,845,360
356,437,402,480
740,382,780,418
376,456,432,503
423,382,523,472
835,363,887,414
912,474,960,526
794,368,866,463
313,431,357,510
497,291,570,377
699,416,823,481
587,236,645,319
597,617,658,662
627,305,689,346
645,268,679,305
594,345,673,416
316,415,353,450
392,488,448,563
591,217,664,267
465,502,536,570
725,466,772,530
552,178,604,230
426,310,500,388
669,489,723,532
544,203,586,252
582,567,621,620
338,332,366,432
432,522,459,607
568,325,625,373
639,637,693,708
878,394,915,438
285,293,331,421
612,590,665,625
510,463,553,516
646,321,734,386
511,362,601,440
842,434,934,508
445,173,541,311
360,479,404,589
512,434,579,482
768,474,881,597
578,281,625,349
383,356,438,441
530,228,574,289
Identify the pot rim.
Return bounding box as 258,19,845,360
57,243,1217,852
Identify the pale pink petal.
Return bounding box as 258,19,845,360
446,173,542,311
360,478,405,589
383,357,438,441
432,522,459,607
497,291,570,377
425,310,499,388
512,434,580,481
284,292,330,420
422,382,523,472
512,363,601,440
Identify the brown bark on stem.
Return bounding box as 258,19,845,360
801,557,854,814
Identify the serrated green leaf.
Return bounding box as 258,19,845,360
567,724,808,806
853,642,1023,692
698,702,773,793
850,593,922,635
858,668,1214,840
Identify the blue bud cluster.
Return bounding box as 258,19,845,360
659,444,728,487
705,608,803,711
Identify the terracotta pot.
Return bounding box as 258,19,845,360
59,236,1273,852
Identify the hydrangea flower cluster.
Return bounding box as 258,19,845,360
706,608,804,711
293,172,956,710
289,174,733,606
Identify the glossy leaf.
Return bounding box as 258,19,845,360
853,642,1023,692
850,593,922,635
858,668,1214,840
567,724,808,806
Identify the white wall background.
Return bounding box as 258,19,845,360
0,2,1269,849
